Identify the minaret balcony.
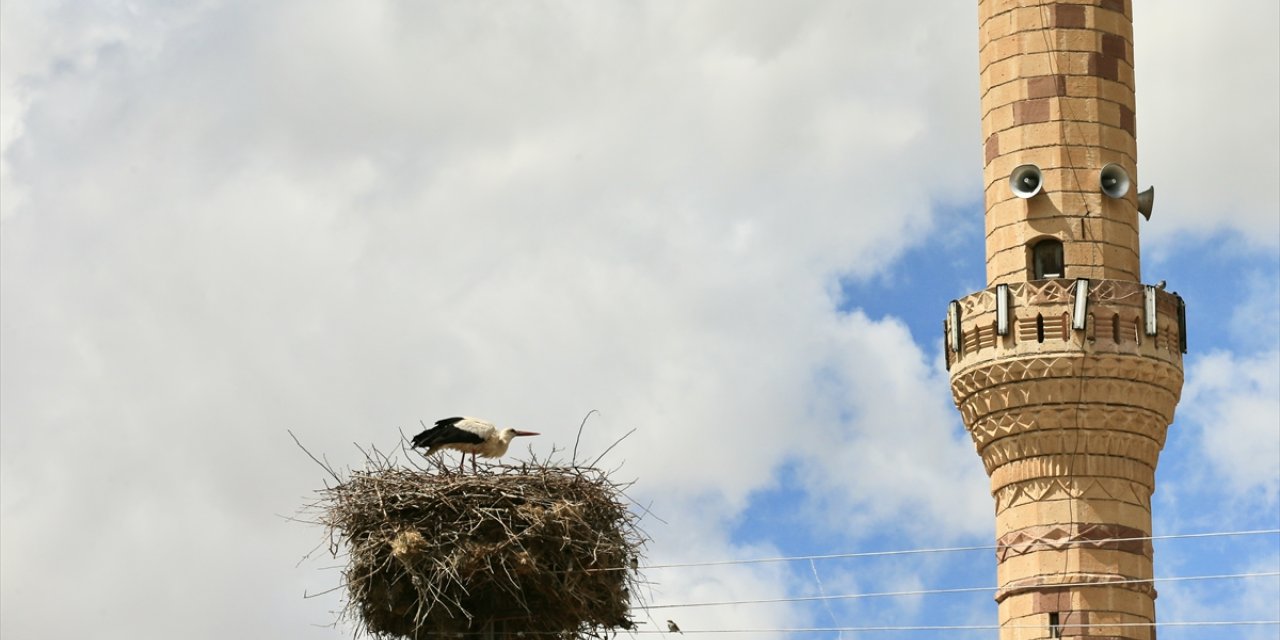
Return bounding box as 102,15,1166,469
945,278,1185,458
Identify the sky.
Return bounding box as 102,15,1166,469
1,1,1277,639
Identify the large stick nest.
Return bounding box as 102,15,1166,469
316,454,646,640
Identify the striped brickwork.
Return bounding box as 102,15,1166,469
979,0,1141,287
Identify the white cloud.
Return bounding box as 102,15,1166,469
794,312,992,540
1183,349,1280,502
1136,0,1280,249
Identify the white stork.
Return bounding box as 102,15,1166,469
410,416,539,471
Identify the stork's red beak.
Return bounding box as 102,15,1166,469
513,430,540,437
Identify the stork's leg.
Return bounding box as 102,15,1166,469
458,455,465,473
470,453,478,472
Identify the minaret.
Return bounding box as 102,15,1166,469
946,2,1186,638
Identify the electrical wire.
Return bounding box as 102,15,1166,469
367,620,1280,636
617,620,1280,633
634,528,1280,571
636,571,1280,610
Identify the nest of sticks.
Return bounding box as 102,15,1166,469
313,450,646,640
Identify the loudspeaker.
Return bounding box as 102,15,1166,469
1009,164,1043,199
1100,163,1131,199
1137,186,1155,220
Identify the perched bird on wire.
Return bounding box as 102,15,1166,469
667,620,682,634
410,416,539,472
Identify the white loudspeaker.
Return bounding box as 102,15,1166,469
1009,164,1043,199
1137,186,1154,220
1100,163,1131,199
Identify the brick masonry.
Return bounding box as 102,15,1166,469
977,0,1141,288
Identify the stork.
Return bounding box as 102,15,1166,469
410,416,539,471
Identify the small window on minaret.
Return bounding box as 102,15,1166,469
1048,611,1062,638
1032,239,1064,279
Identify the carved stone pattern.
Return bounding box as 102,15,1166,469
994,477,1151,512
994,572,1157,604
958,378,1180,430
990,454,1155,491
956,280,1177,316
1020,279,1078,306
979,430,1161,475
951,353,1183,401
967,406,1168,450
953,353,1082,397
995,523,1151,563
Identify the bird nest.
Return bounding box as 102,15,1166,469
313,454,646,640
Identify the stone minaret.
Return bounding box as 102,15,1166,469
946,2,1186,638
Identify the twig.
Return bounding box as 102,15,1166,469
588,427,636,469
572,409,600,465
304,583,348,599
289,429,341,482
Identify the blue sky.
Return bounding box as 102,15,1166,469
1,2,1276,639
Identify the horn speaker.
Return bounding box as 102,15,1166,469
1137,186,1155,220
1009,164,1043,199
1100,163,1131,199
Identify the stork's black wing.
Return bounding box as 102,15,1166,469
411,417,484,449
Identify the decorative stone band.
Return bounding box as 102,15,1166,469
945,279,1185,376
994,571,1157,604
989,453,1155,493
979,429,1160,476
994,477,1151,513
996,523,1151,563
967,405,1168,451
958,374,1179,432
950,351,1183,406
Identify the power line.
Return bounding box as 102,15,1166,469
641,585,992,610
638,571,1280,610
619,620,1280,633
637,528,1280,570
378,620,1280,636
